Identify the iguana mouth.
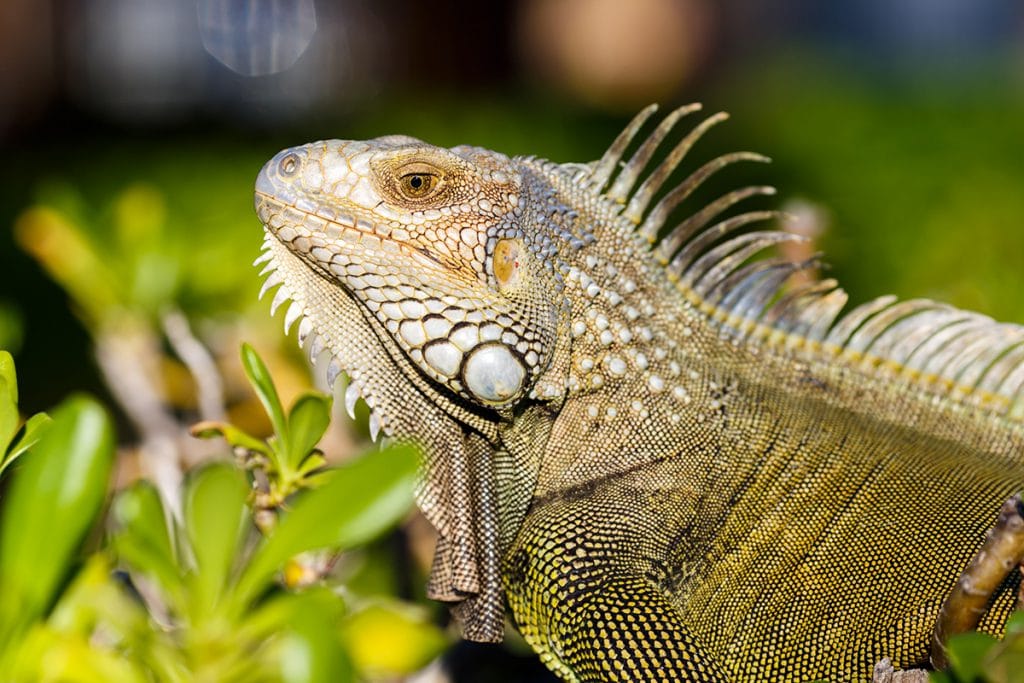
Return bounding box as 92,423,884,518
256,193,448,274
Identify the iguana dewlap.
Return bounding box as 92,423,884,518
253,105,1024,682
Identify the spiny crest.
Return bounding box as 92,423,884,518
585,104,1024,420
255,233,385,442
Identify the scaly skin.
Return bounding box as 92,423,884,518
253,106,1024,681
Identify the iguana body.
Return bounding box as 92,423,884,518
253,105,1024,681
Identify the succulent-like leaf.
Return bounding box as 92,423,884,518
0,351,19,453
275,593,352,683
183,463,248,618
295,453,327,478
285,393,332,470
240,343,288,446
189,420,272,458
1,413,53,478
1005,610,1024,636
0,395,115,640
110,481,183,607
946,631,998,683
340,600,447,677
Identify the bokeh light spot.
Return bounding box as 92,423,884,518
518,0,713,111
198,0,317,76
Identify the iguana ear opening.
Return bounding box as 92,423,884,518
493,238,524,293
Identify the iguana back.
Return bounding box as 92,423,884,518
253,105,1024,681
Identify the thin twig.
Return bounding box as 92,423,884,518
162,309,226,423
94,320,183,518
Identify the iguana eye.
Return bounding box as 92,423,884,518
380,159,448,204
399,172,440,199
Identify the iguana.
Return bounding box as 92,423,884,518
252,104,1024,682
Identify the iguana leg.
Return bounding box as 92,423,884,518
504,496,728,682
931,495,1024,669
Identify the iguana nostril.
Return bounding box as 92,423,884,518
279,152,301,176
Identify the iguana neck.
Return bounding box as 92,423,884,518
501,158,729,498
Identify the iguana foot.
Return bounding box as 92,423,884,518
931,495,1024,669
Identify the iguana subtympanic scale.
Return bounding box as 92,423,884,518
253,104,1024,681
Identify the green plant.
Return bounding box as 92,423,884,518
108,344,442,681
0,349,447,682
191,343,334,524
0,385,121,680
0,350,51,480
107,452,419,681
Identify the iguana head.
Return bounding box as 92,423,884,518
255,137,570,417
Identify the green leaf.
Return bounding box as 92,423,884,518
182,463,248,618
0,303,25,356
229,589,351,682
233,444,418,611
286,393,331,470
340,600,447,677
275,594,352,683
238,586,343,641
7,622,150,683
240,343,288,446
110,482,182,607
0,412,52,478
0,395,115,640
189,420,272,458
0,351,19,453
1004,610,1024,637
947,630,999,682
984,647,1024,683
295,453,327,478
48,554,151,646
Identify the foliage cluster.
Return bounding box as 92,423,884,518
0,348,445,683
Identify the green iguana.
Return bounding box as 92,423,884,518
253,104,1024,682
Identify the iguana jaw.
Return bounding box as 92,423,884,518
254,216,524,632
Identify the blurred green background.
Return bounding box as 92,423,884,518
1,1,1023,681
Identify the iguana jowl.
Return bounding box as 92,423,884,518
253,105,1024,681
